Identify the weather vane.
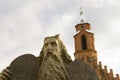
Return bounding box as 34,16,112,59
79,7,85,22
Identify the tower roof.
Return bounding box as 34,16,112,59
75,23,91,32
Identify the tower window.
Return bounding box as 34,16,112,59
81,35,87,50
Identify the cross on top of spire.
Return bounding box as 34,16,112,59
79,7,85,22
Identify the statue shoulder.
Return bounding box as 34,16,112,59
66,59,99,80
9,54,40,80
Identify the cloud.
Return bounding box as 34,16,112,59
0,0,120,75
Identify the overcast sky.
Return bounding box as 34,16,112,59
0,0,120,76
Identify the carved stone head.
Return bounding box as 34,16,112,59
43,35,61,57
38,34,72,65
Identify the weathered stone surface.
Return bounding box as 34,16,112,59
8,54,99,80
37,34,71,80
66,59,98,80
0,66,12,80
9,54,40,80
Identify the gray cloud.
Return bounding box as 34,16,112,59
0,0,120,75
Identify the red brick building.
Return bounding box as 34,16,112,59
73,22,120,80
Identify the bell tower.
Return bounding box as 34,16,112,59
74,9,97,68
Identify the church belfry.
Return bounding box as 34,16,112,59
73,9,97,68
72,9,120,80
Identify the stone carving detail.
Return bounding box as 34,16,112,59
0,66,12,80
38,34,72,80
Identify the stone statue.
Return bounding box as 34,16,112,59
0,34,98,80
37,34,72,80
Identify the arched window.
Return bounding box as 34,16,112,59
81,35,87,50
81,57,84,61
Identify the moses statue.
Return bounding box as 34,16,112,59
37,34,72,80
0,34,98,80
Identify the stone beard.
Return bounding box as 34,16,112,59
38,35,71,80
38,52,69,80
